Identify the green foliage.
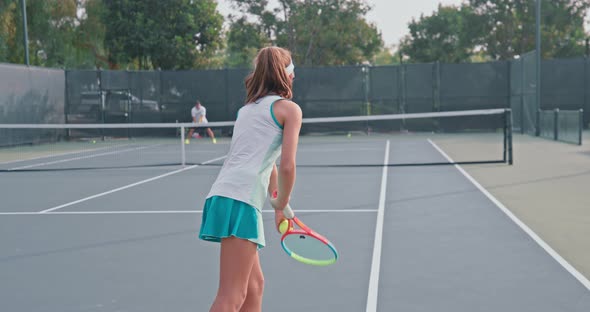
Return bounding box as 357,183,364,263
0,0,99,67
399,4,483,63
225,17,268,68
399,0,590,63
0,1,14,62
227,0,383,66
469,0,590,59
102,0,224,70
0,36,6,62
70,0,108,69
372,47,399,65
3,0,225,69
1,0,588,69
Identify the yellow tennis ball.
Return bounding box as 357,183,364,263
92,140,96,144
278,219,289,234
347,132,352,138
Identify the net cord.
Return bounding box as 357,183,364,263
0,108,509,129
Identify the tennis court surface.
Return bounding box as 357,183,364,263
1,110,589,311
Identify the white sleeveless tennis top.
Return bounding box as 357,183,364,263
206,95,285,212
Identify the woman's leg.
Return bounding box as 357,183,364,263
210,236,258,312
239,253,264,312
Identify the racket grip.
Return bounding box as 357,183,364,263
283,203,294,219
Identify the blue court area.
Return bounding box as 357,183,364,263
1,135,589,312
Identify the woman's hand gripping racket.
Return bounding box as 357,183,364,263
272,191,338,266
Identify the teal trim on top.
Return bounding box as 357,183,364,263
270,99,284,129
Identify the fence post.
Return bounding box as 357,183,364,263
97,69,106,141
520,57,525,134
158,68,163,122
585,58,589,129
535,109,540,136
225,67,230,120
64,70,71,140
181,125,186,166
554,108,559,141
579,109,584,145
400,64,406,115
363,65,371,116
433,61,441,111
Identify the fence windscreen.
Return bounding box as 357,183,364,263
0,63,65,146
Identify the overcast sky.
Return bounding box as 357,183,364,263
215,0,590,49
364,0,465,47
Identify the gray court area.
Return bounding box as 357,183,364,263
1,136,589,312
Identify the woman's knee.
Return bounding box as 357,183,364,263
248,269,265,298
216,288,248,310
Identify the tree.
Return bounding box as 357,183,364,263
398,0,590,63
72,0,110,69
398,4,484,63
102,0,224,70
372,47,398,65
0,0,15,63
0,0,95,67
227,0,383,66
469,0,590,59
225,17,269,68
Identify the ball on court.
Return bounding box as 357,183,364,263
347,132,352,138
278,219,289,234
92,140,96,144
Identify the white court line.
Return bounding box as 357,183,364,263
298,147,382,152
0,209,378,216
143,150,220,154
366,140,390,312
38,155,227,213
0,145,116,165
8,145,159,171
428,139,590,291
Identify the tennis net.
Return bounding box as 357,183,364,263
0,108,513,172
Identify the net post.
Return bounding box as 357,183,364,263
181,126,186,166
554,108,559,141
505,109,513,165
503,111,507,163
579,109,584,145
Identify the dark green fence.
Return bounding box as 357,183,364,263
2,55,590,140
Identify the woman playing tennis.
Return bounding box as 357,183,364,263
198,46,302,312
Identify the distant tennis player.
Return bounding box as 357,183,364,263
186,100,216,144
198,47,302,311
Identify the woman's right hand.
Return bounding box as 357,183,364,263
270,190,289,211
274,209,286,233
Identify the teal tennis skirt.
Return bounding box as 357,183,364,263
199,196,265,249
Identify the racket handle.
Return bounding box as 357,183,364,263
283,203,294,219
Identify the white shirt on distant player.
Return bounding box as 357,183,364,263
191,105,208,123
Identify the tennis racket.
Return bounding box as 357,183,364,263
273,192,338,266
